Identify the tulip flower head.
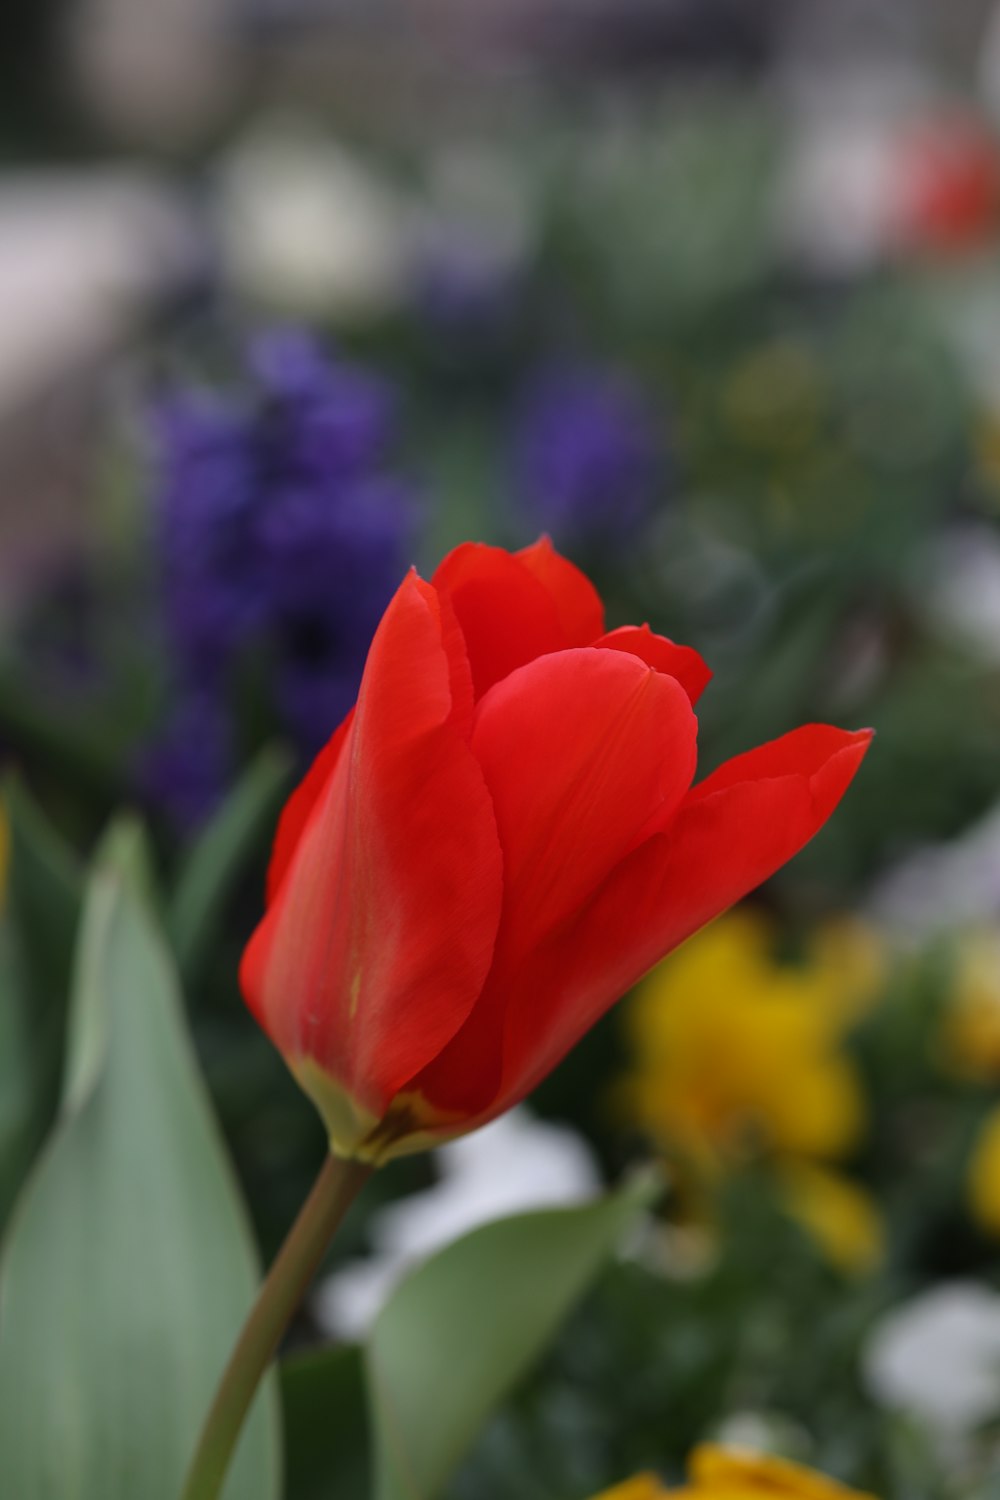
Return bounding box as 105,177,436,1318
241,539,871,1164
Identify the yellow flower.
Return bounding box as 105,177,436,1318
677,1445,877,1500
591,1445,877,1500
967,1105,1000,1238
776,1164,884,1275
942,930,1000,1081
616,908,883,1269
593,1478,667,1500
619,909,878,1169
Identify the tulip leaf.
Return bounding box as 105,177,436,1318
0,921,34,1229
2,771,82,1006
168,745,293,982
0,820,281,1500
0,776,83,1228
281,1343,370,1500
366,1170,660,1500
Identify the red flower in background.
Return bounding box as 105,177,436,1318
894,116,1000,254
241,539,871,1163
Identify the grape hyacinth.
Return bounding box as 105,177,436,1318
512,363,665,551
141,330,417,826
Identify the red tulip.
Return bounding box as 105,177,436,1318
241,539,871,1163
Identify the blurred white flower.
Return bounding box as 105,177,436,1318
0,173,195,412
917,525,1000,666
869,798,1000,937
778,115,900,274
777,68,1000,272
775,66,931,274
864,1282,1000,1444
217,123,414,319
313,1108,601,1339
710,1411,811,1462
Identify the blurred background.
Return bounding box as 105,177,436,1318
8,1,1000,1495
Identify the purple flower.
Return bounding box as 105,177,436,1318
513,364,664,548
135,690,233,833
151,391,264,668
143,330,417,824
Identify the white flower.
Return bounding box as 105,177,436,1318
864,1282,1000,1441
777,116,900,274
869,798,1000,936
916,525,1000,666
0,172,193,413
313,1108,601,1339
217,123,414,319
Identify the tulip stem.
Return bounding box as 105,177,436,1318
181,1151,373,1500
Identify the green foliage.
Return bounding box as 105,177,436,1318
0,775,83,1229
168,745,293,985
0,822,280,1500
281,1344,370,1500
367,1171,660,1500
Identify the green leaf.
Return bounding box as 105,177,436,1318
0,921,35,1225
0,776,83,1227
3,771,83,1005
168,746,293,983
281,1344,369,1500
366,1169,660,1500
0,823,281,1500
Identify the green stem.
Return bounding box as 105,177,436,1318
181,1151,373,1500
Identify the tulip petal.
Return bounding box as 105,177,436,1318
433,541,600,698
411,647,698,1111
484,724,872,1117
266,710,354,902
474,648,699,940
241,572,504,1117
596,625,712,705
263,588,474,907
516,536,605,643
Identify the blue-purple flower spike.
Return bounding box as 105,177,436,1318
513,364,666,550
143,330,417,825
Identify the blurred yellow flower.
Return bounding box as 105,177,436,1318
776,1163,884,1275
617,908,883,1268
594,1478,666,1500
942,930,1000,1081
967,1105,1000,1238
591,1445,876,1500
677,1446,876,1500
619,909,879,1169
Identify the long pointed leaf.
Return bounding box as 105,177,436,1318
367,1171,659,1500
0,823,281,1500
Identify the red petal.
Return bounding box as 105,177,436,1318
266,710,354,903
433,540,602,699
410,646,699,1112
596,624,712,705
241,571,504,1116
263,581,475,907
516,536,605,643
501,724,872,1113
419,723,871,1127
